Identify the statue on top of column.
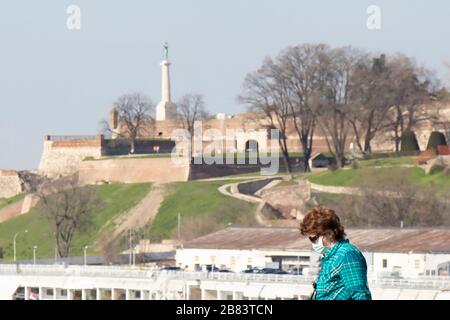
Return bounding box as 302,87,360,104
163,42,169,60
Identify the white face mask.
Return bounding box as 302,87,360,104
312,236,329,255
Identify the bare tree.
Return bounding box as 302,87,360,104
277,44,324,172
241,44,446,168
103,93,154,154
311,46,364,168
350,169,447,227
348,53,397,154
177,93,209,155
240,57,294,172
386,55,439,152
36,175,102,258
315,168,449,227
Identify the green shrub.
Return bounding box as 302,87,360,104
426,131,447,151
401,129,420,153
429,164,446,175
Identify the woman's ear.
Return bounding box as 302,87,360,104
322,235,333,247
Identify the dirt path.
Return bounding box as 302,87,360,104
96,183,167,249
0,200,25,223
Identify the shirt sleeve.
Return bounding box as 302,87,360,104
340,251,372,300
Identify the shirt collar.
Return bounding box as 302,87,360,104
322,239,349,261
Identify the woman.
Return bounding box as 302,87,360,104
299,206,372,300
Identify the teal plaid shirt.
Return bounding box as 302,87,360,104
314,239,372,300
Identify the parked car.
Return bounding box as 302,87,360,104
242,267,260,273
288,267,303,275
159,266,181,271
217,269,233,273
206,265,220,272
256,268,289,275
257,268,279,274
273,270,289,275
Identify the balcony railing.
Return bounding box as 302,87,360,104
1,264,449,290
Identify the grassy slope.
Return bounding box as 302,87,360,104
306,169,357,187
0,194,27,210
0,183,151,262
357,156,414,168
306,166,450,188
149,180,257,241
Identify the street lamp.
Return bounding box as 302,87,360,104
33,246,37,265
13,229,28,262
83,245,88,266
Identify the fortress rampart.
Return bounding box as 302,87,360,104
38,135,103,178
78,157,190,184
0,170,23,199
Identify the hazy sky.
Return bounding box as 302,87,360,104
1,0,449,170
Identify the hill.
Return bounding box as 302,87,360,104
146,180,258,242
0,183,151,261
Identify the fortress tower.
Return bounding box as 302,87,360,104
156,42,177,121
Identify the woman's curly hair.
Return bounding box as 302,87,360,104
299,206,346,242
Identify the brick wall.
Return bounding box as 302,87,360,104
52,139,102,148
78,157,190,184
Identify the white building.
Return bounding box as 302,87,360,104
176,227,313,273
176,227,450,278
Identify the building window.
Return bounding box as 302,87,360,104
414,260,420,269
431,270,436,276
426,270,430,276
382,259,387,268
46,289,53,296
60,289,67,296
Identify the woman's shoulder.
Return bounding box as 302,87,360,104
334,241,365,262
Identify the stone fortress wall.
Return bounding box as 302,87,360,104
0,170,23,198
78,157,190,185
38,135,103,178
37,107,450,183
37,134,189,184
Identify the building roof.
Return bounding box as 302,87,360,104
182,226,450,254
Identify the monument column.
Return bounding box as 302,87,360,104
156,42,177,121
161,60,171,103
